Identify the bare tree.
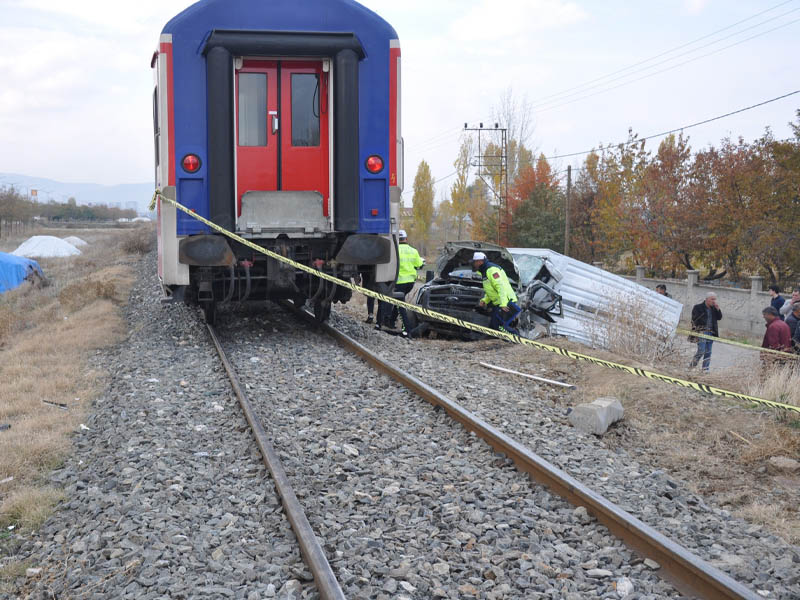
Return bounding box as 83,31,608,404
492,86,535,149
491,87,536,184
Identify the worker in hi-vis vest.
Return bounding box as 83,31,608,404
376,230,424,338
471,251,522,335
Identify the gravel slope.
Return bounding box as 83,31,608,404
219,306,680,600
329,308,800,599
10,256,313,600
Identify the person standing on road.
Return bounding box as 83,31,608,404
768,285,785,319
779,287,800,318
472,251,522,336
376,230,423,336
761,306,792,353
689,291,722,372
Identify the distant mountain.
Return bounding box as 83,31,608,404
0,173,154,216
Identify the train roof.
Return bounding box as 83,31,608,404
163,0,398,44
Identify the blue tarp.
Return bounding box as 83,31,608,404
0,251,44,293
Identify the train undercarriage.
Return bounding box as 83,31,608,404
167,232,392,324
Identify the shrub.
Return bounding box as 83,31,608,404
121,227,155,254
586,289,683,366
58,279,117,311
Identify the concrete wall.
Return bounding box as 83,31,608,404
620,267,775,336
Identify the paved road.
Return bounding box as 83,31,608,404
680,337,759,372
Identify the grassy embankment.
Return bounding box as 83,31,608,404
0,225,153,583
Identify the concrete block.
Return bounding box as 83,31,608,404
569,397,624,435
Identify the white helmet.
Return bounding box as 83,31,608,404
472,251,487,261
398,229,408,239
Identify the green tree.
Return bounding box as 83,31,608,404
411,160,435,255
508,181,565,251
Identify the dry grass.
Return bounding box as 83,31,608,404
0,559,30,583
120,225,155,255
0,487,65,530
572,359,800,543
0,227,136,534
586,288,687,367
747,362,800,412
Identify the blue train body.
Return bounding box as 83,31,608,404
153,0,402,322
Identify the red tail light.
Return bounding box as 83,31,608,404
182,154,201,173
365,155,384,174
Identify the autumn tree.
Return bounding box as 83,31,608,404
464,179,498,243
411,160,435,255
591,130,650,266
569,152,601,263
509,153,560,215
450,136,473,239
636,133,702,272
433,196,456,247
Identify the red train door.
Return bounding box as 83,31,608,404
235,61,278,214
280,62,330,216
235,60,329,218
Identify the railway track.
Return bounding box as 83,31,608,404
208,303,762,600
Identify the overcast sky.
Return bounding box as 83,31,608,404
1,0,798,205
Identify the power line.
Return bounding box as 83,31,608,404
545,89,800,160
411,3,799,164
409,127,463,152
531,6,800,111
529,0,796,106
434,170,458,185
533,16,800,114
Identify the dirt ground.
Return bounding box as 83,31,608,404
340,291,800,545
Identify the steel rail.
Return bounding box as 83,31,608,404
206,323,346,600
306,314,760,600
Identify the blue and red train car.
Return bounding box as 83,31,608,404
152,0,402,322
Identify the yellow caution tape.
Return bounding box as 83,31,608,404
677,328,799,360
152,192,800,415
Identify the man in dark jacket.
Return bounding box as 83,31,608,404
768,285,785,319
689,292,722,372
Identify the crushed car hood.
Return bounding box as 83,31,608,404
435,241,520,283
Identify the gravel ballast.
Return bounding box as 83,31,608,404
10,256,312,600
220,306,682,599
328,308,800,599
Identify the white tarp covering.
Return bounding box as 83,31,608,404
509,248,683,347
62,236,88,247
12,236,81,258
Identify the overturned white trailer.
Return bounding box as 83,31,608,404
509,248,683,349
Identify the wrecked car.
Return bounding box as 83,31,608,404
408,241,562,340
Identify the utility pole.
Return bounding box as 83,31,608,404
564,165,571,257
464,122,508,245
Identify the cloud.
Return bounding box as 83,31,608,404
684,0,711,15
449,0,588,43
